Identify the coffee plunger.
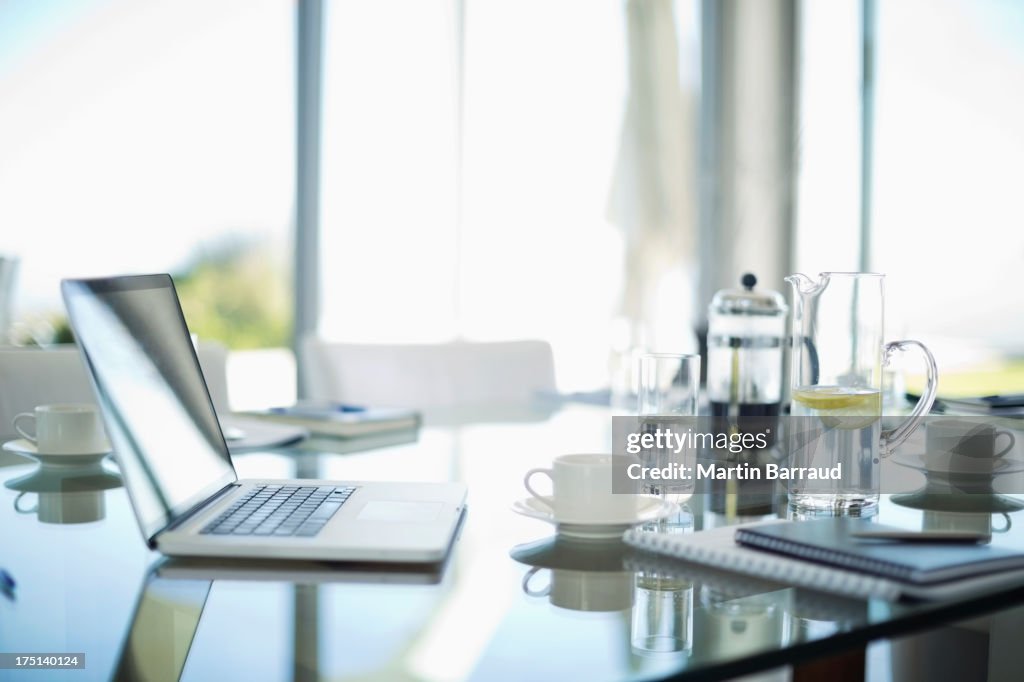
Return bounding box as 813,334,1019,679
707,273,788,427
706,274,787,515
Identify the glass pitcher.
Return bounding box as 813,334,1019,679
785,272,938,512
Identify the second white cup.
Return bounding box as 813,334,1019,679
13,403,110,455
925,419,1015,473
524,453,638,524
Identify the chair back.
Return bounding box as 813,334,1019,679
0,342,231,439
300,338,556,409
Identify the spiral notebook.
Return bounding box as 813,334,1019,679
624,520,1024,602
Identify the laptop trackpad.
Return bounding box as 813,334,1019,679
357,501,443,523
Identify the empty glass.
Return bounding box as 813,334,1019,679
636,353,700,501
638,353,700,416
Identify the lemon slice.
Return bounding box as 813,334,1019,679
793,386,881,430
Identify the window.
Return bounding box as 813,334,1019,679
0,0,294,353
319,0,702,391
871,0,1024,393
793,0,863,274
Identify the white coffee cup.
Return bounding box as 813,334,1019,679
13,403,110,455
522,567,634,612
524,454,639,523
925,419,1015,473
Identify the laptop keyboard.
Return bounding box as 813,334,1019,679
200,484,357,538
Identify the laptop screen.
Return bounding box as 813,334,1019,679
62,274,236,543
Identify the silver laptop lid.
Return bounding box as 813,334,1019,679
62,274,236,545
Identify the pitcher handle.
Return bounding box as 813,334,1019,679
880,340,938,457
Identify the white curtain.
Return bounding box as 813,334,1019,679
607,0,698,353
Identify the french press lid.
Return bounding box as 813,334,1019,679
709,273,787,317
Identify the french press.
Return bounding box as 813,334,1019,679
707,273,788,424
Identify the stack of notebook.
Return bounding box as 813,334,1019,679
624,518,1024,602
241,402,420,439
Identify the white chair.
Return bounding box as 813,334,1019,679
0,342,231,439
195,341,230,412
300,338,557,409
0,347,96,440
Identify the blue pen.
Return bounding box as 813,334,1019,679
1,568,15,598
269,403,366,416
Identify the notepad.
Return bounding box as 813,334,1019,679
240,403,420,438
736,519,1024,584
623,520,1024,602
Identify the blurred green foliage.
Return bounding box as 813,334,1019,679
10,238,289,349
906,359,1024,398
173,238,292,350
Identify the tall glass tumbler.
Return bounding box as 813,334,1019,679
638,353,700,416
637,353,700,502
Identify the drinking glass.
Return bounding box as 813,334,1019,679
638,353,700,416
637,353,700,501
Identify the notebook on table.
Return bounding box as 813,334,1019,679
624,519,1024,602
241,402,420,438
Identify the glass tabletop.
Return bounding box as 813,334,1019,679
2,404,1024,681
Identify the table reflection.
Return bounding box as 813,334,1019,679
696,587,790,658
5,459,121,524
113,574,208,682
633,567,693,656
111,556,454,682
511,535,635,613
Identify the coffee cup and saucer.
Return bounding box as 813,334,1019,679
892,418,1024,514
512,454,677,539
892,418,1022,478
3,403,112,468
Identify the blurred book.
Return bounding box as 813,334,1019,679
219,416,309,452
936,394,1024,415
300,429,420,454
909,392,1024,416
239,402,420,439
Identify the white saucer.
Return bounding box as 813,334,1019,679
3,439,111,467
512,495,679,539
892,452,1024,477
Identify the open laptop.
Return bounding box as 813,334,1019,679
62,274,466,562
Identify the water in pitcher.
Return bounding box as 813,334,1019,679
788,385,882,512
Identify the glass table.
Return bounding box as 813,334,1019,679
2,404,1024,681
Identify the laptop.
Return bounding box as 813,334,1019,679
61,274,466,563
